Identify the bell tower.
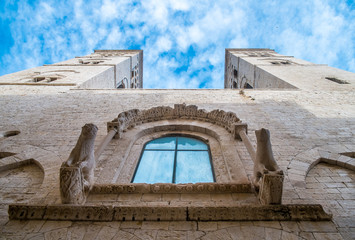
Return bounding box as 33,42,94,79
224,48,354,91
0,50,143,89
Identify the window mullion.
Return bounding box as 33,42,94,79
172,137,178,183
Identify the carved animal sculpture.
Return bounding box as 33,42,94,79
253,128,283,190
61,123,98,192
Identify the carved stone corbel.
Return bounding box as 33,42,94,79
60,123,98,204
253,128,284,205
259,172,284,205
60,166,86,204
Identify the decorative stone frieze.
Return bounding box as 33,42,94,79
91,183,252,194
113,206,186,221
8,204,331,221
8,204,46,220
60,123,98,204
188,204,331,221
44,205,113,221
8,204,113,221
108,104,242,138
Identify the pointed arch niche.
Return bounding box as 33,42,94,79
288,146,355,188
92,104,251,194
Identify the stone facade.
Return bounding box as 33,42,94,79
0,49,354,239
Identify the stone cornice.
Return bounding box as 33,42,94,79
9,204,332,221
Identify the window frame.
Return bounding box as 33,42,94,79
131,134,216,184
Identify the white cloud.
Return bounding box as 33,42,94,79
176,29,190,52
169,0,190,11
0,0,354,87
98,0,119,22
104,27,122,48
188,25,204,45
141,0,169,30
34,2,55,25
156,36,172,53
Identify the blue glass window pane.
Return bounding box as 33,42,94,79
145,137,176,150
175,151,213,183
177,137,208,150
133,150,175,183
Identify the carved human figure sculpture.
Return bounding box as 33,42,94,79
253,128,283,190
60,123,98,204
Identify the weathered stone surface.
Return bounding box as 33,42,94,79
44,205,114,221
253,128,283,188
188,205,331,221
1,48,355,238
259,173,284,205
60,124,98,204
108,104,242,138
113,206,186,221
8,204,46,220
251,128,284,205
109,121,249,185
8,204,331,221
60,167,86,205
91,183,251,194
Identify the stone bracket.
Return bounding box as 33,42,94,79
60,123,97,204
259,173,284,205
60,166,86,204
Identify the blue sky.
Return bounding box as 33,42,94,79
0,0,354,89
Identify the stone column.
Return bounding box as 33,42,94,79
234,123,256,162
94,129,117,160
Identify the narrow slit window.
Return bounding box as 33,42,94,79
132,136,215,184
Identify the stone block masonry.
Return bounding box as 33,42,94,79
0,48,354,239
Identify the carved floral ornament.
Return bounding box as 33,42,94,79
91,183,251,194
107,104,242,138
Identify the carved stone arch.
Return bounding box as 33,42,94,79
0,144,63,203
0,158,45,207
0,158,43,174
92,104,254,197
107,104,242,139
90,104,254,194
92,119,252,194
96,119,250,187
98,104,247,183
0,156,45,205
287,145,355,188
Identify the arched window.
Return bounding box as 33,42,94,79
132,136,215,184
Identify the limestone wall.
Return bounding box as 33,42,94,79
0,85,354,238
